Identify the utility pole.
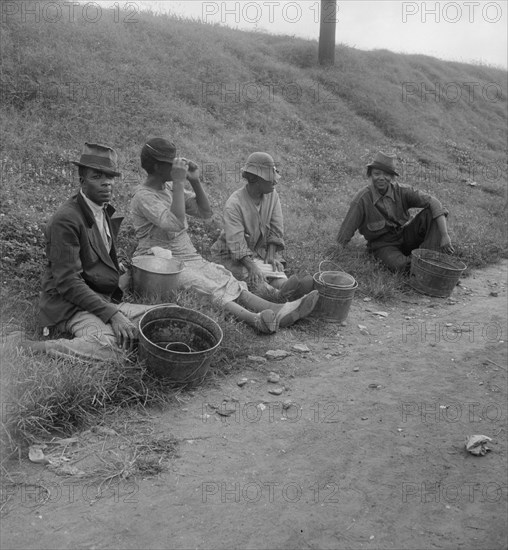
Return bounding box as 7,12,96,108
318,0,337,66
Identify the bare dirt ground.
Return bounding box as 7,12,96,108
1,261,507,550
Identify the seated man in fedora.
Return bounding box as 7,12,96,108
16,143,154,360
332,151,454,272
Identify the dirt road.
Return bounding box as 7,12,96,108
2,262,507,550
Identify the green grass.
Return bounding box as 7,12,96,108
0,5,506,444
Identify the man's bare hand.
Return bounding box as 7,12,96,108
440,234,455,254
248,264,266,287
171,158,189,184
182,158,199,181
110,311,138,352
264,244,284,272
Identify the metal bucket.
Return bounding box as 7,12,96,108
138,305,223,387
409,249,467,298
319,271,356,288
131,255,184,301
312,272,358,322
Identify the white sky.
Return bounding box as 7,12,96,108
101,0,508,69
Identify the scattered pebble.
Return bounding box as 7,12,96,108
353,367,360,372
282,400,292,410
268,387,283,395
248,355,267,363
237,378,248,387
292,343,310,353
340,321,347,327
358,324,369,335
267,372,280,383
372,311,388,317
361,416,368,420
363,297,372,302
490,291,498,297
265,349,290,360
368,383,381,389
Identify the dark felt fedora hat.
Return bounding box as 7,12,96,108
366,151,399,176
72,142,121,177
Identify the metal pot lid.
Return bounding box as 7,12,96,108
132,255,183,274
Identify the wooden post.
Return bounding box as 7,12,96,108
318,0,337,66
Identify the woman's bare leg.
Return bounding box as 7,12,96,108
224,301,277,333
236,290,319,328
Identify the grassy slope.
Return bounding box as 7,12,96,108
1,8,507,310
1,5,507,443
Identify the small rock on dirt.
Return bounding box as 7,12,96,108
465,434,492,456
237,378,248,387
353,367,360,372
267,372,280,383
266,349,290,360
372,311,388,318
292,343,310,353
490,291,498,297
268,387,284,395
28,446,51,465
248,355,267,363
358,324,369,335
282,400,292,410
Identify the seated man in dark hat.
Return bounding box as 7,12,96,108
15,143,154,360
332,151,454,272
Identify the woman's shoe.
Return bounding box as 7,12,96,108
275,290,319,328
254,309,279,334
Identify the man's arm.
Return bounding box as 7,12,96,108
403,187,453,253
223,202,266,286
264,193,285,271
186,161,213,219
336,201,363,246
435,214,454,253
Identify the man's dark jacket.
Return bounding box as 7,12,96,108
39,192,123,328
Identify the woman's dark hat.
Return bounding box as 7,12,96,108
142,138,177,163
366,151,399,176
72,142,121,177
